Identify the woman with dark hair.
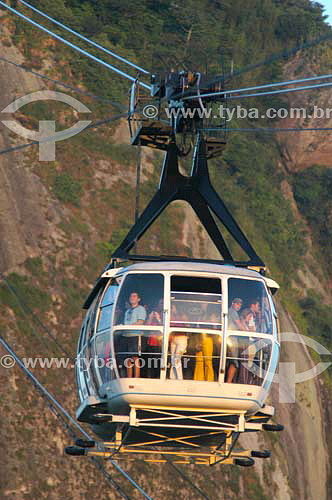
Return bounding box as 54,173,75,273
239,308,256,332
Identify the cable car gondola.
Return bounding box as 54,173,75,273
4,0,332,473
72,260,280,465
69,126,283,466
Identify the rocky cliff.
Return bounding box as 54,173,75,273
0,6,331,500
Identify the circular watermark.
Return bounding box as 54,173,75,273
143,104,158,118
1,354,15,368
239,332,332,403
1,90,91,161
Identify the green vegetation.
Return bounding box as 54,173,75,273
61,277,86,317
212,133,306,282
6,0,329,294
96,226,131,259
2,0,332,497
299,290,332,350
24,257,44,276
10,0,329,108
5,0,330,345
82,134,136,166
293,165,332,265
297,290,332,380
59,215,89,236
0,273,51,313
52,173,82,206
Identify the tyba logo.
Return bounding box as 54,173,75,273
1,91,91,161
240,332,331,403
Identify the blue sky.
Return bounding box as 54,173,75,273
320,0,332,25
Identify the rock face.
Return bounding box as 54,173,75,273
0,27,331,500
0,32,62,273
272,308,328,500
277,56,332,171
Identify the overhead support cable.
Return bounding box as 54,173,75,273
0,272,72,359
18,0,150,75
0,112,128,156
0,2,151,91
205,127,332,133
223,30,332,82
0,55,125,108
184,79,332,101
162,455,210,500
182,72,332,101
2,110,330,159
0,271,209,500
0,270,154,498
0,335,153,500
170,30,332,101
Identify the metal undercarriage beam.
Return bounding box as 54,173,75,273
68,404,278,465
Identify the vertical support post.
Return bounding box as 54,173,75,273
130,407,137,427
134,141,141,253
238,414,245,432
115,426,122,447
225,432,233,454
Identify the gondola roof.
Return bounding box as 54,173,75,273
110,261,263,278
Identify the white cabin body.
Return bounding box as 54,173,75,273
76,261,280,439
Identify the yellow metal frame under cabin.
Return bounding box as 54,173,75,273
84,404,274,465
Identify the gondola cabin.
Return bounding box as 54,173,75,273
73,262,280,465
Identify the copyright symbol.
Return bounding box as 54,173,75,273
1,355,15,368
143,104,158,118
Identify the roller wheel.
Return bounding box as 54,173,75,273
234,457,255,467
65,446,86,456
251,449,271,458
263,423,284,432
75,439,95,448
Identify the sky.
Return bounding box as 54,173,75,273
319,0,332,25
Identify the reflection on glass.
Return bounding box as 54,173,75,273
94,331,115,387
101,284,118,307
167,331,221,381
261,296,273,334
170,292,222,329
97,282,119,332
86,338,97,392
97,304,113,332
225,335,272,385
228,279,272,334
271,298,278,339
113,329,162,379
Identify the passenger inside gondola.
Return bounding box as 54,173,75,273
261,296,273,334
169,303,189,380
145,298,163,378
239,308,256,332
226,278,274,383
192,306,221,381
122,291,146,378
228,297,243,330
225,334,273,385
113,273,164,378
193,333,215,381
168,276,222,381
225,336,239,383
249,298,261,331
227,278,272,334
